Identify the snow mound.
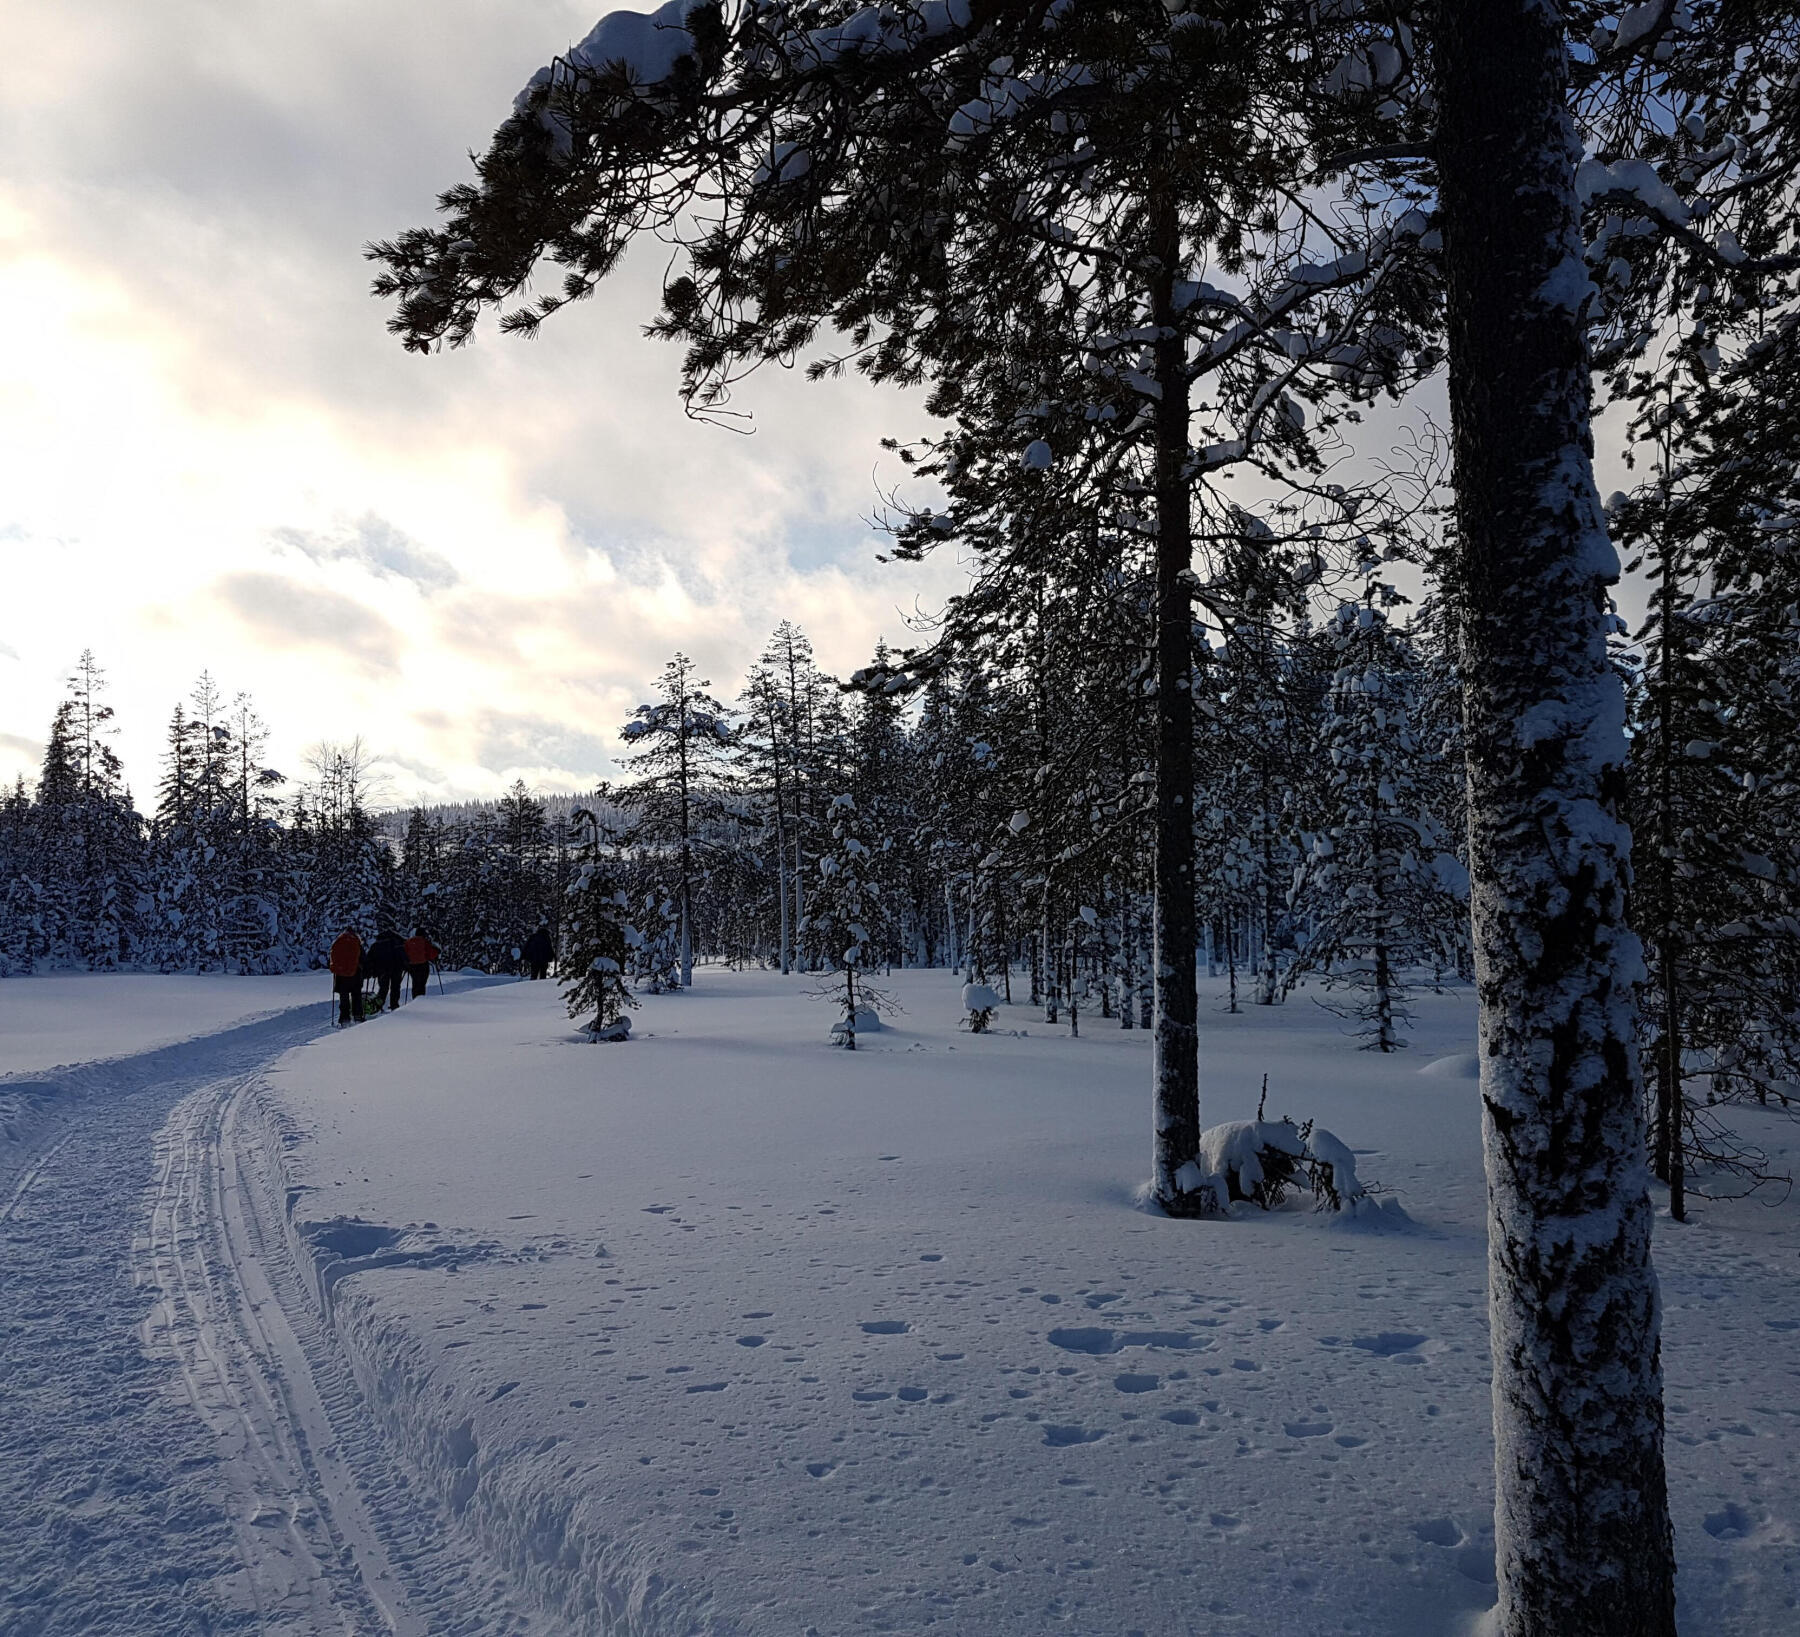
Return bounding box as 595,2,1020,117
1418,1052,1481,1081
828,1008,883,1039
586,1016,632,1042
961,983,1001,1012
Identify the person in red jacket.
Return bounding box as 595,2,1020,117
404,930,440,1000
328,928,364,1025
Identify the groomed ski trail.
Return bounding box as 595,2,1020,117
1,992,538,1637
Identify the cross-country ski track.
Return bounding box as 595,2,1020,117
1,986,536,1637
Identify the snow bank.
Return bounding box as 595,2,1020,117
827,1006,883,1039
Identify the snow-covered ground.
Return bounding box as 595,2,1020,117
0,971,330,1081
253,969,1799,1635
3,968,1795,1635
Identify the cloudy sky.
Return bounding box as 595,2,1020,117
0,1,958,806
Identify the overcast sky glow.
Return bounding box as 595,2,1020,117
0,1,956,806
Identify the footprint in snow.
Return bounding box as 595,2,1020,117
1042,1424,1106,1447
1113,1373,1160,1394
852,1389,892,1403
1283,1421,1333,1438
861,1319,909,1335
1703,1503,1754,1540
806,1461,837,1478
736,1335,766,1347
1412,1518,1465,1548
1352,1332,1428,1357
1048,1327,1206,1355
896,1386,928,1402
686,1382,728,1393
1161,1408,1200,1426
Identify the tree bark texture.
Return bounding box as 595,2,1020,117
1434,3,1677,1632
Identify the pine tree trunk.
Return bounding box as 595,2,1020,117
1435,4,1676,1630
793,831,805,972
1120,895,1135,1030
1658,951,1687,1223
773,748,791,975
1149,184,1207,1214
777,844,791,974
1651,535,1687,1223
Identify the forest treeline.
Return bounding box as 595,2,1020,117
3,578,1796,1156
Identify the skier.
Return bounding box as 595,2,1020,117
365,927,409,1012
522,925,555,980
404,929,441,999
329,927,364,1025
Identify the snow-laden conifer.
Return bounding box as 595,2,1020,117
560,801,637,1038
619,653,736,987
807,793,890,1048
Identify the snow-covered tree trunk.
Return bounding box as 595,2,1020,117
1435,4,1675,1631
1148,188,1207,1216
771,744,791,976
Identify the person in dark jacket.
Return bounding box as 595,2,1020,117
329,927,364,1025
404,930,440,999
522,926,555,980
365,928,409,1011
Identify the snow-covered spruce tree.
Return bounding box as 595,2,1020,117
737,655,797,974
30,654,144,970
1214,630,1292,1008
848,639,913,969
497,779,554,946
560,801,637,1038
1590,11,1800,1211
619,653,736,987
1432,4,1675,1628
300,738,394,958
217,691,290,973
1288,598,1462,1051
738,622,832,970
1612,381,1800,1210
0,779,35,975
807,793,889,1048
145,703,208,971
629,888,683,993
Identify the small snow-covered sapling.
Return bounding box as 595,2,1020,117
961,981,1001,1033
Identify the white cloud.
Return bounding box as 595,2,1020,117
0,2,959,803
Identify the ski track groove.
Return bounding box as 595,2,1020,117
1,998,538,1637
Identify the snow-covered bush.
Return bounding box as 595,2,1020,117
961,981,1001,1032
1181,1115,1379,1217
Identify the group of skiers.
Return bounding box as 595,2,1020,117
326,925,562,1023
327,927,441,1025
